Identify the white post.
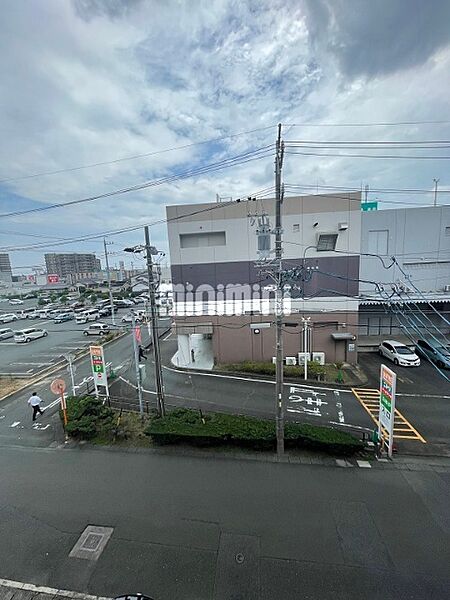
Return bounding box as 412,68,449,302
66,354,76,396
131,311,144,416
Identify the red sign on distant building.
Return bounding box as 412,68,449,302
47,274,60,284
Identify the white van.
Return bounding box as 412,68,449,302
14,328,48,343
83,323,110,336
76,309,99,324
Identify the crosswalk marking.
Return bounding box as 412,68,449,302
352,388,426,443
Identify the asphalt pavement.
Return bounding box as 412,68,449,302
0,444,448,599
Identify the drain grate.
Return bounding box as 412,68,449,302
69,525,114,561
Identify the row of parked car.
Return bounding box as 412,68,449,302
379,339,450,369
0,321,113,343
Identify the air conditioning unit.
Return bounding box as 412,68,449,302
272,357,277,364
285,356,297,366
298,352,311,365
444,285,450,292
312,352,325,365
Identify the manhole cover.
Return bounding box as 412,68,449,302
235,553,245,564
69,525,114,561
82,533,103,551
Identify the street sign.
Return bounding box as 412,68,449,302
134,325,142,344
50,378,66,395
379,364,396,457
89,345,109,397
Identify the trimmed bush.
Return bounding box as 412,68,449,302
146,408,363,455
63,395,115,440
218,361,326,380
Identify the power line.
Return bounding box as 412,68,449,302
285,182,450,196
0,144,274,220
284,120,450,127
285,150,450,160
0,125,275,184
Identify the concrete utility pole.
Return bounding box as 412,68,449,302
144,226,166,417
131,311,144,417
103,238,116,326
433,178,439,207
274,123,285,456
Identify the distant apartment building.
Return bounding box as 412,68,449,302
0,253,12,283
359,204,450,336
167,193,361,367
44,253,101,278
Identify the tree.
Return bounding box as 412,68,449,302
90,293,98,304
60,295,68,305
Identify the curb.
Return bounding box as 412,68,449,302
167,362,365,390
0,578,111,600
0,331,127,404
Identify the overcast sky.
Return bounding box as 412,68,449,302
1,0,449,273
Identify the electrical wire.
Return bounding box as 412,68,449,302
285,182,450,196
284,120,450,127
0,144,274,220
0,125,275,184
285,150,450,160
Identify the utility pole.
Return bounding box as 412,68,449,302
274,123,285,456
131,311,144,417
302,317,311,381
66,354,76,397
144,226,166,417
433,178,439,207
103,238,116,326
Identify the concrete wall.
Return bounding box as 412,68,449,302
174,313,359,365
360,205,450,295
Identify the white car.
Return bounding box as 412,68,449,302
0,328,14,340
0,313,18,323
76,309,99,324
14,327,48,343
121,313,143,324
9,298,24,305
83,323,110,336
379,340,421,367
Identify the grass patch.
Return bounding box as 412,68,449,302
217,361,327,380
146,408,364,456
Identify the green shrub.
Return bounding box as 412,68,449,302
146,408,363,455
63,396,115,440
218,361,326,379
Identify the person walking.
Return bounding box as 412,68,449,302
28,392,44,421
138,345,147,361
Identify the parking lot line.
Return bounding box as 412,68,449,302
351,387,426,444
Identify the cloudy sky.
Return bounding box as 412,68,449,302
1,0,449,273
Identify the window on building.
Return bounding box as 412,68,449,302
368,229,389,255
445,226,450,236
293,223,300,232
179,231,226,248
316,233,338,251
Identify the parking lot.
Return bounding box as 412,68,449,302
0,298,144,377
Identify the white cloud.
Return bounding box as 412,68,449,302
0,0,449,271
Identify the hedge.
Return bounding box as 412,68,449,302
218,361,326,379
62,395,115,440
146,408,364,455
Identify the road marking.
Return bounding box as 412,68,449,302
162,332,172,341
11,362,49,366
336,459,353,467
351,388,426,444
10,421,20,428
0,342,16,345
32,423,50,431
357,460,371,468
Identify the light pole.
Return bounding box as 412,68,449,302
103,238,116,326
131,311,144,417
433,178,440,207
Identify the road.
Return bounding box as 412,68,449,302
0,321,170,449
0,444,448,599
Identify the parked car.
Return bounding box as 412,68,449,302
121,313,143,324
115,299,135,308
415,339,450,369
378,340,420,367
9,298,23,305
0,328,14,340
14,327,48,343
98,305,118,317
36,309,51,319
26,310,41,319
17,308,38,319
83,323,110,336
75,309,99,324
54,312,73,323
70,301,85,309
0,313,18,323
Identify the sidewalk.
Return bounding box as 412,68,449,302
0,579,111,600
